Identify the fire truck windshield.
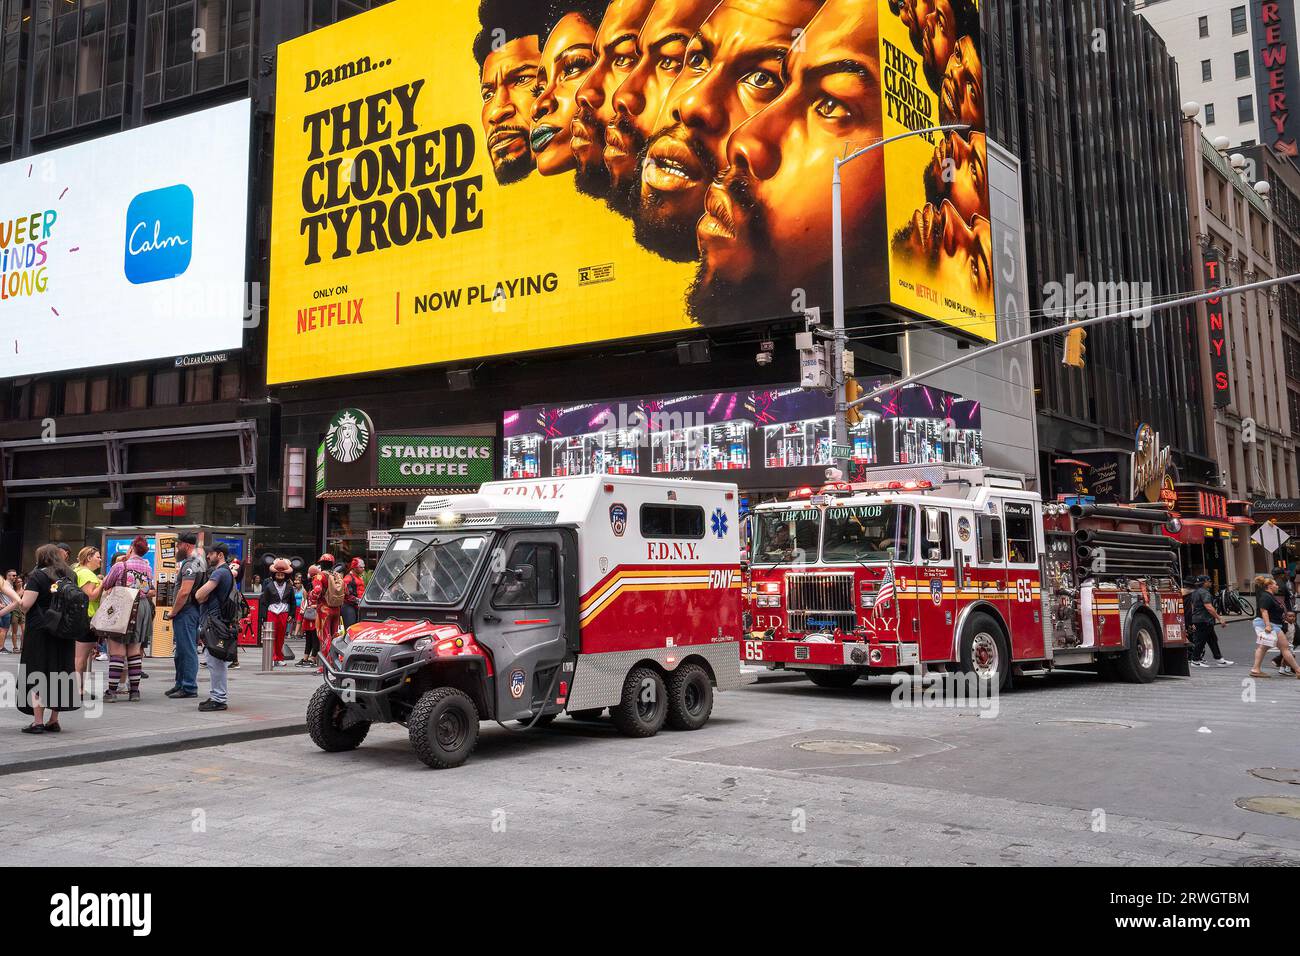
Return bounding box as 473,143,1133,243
367,533,488,605
752,508,820,564
822,504,914,564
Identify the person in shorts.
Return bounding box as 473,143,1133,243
1250,574,1300,679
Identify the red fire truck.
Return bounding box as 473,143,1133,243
742,466,1189,689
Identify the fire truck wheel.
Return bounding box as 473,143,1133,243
806,669,862,689
409,687,480,769
568,708,605,721
306,684,370,752
1114,619,1161,684
667,663,714,730
958,614,1011,692
610,666,669,737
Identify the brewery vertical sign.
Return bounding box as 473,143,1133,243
1254,0,1300,157
1204,253,1231,407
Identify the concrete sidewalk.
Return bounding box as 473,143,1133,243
0,639,320,776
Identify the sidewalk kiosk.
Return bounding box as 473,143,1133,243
96,526,259,657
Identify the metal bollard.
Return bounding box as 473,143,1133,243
260,620,276,670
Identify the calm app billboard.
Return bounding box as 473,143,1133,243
0,99,251,378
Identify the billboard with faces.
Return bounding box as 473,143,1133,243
266,0,993,384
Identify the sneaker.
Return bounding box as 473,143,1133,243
198,699,228,712
229,660,240,669
1190,659,1208,667
102,689,119,703
1215,658,1235,666
166,689,197,699
128,691,141,702
95,653,107,661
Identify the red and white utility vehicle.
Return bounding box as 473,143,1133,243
742,466,1188,689
308,475,744,768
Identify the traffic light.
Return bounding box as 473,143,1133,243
845,378,864,426
1062,328,1087,368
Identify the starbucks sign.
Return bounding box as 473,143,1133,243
379,436,494,486
326,408,373,463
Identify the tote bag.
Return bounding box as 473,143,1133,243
90,586,139,636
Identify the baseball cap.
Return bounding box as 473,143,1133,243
178,532,198,545
206,541,229,558
1195,574,1212,583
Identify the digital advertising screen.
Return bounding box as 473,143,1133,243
0,99,252,379
266,0,992,384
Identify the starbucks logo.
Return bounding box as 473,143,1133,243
326,408,371,464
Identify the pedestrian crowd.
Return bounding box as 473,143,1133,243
0,537,366,735
1184,569,1300,678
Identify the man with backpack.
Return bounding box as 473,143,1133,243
310,554,345,656
194,542,236,712
165,532,205,700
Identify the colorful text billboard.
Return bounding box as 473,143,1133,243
1,100,251,378
267,0,992,384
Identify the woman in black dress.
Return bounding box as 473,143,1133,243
15,544,80,733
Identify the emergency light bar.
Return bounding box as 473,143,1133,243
787,479,935,500
404,510,560,530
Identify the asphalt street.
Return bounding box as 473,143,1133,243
1,621,1298,866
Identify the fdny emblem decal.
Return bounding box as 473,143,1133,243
609,503,627,537
957,516,972,542
509,668,527,699
711,508,729,539
930,578,944,606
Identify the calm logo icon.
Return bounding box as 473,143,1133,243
124,184,194,284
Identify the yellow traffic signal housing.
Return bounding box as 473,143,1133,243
1062,328,1087,368
845,378,864,426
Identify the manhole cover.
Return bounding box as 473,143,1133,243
1234,856,1300,867
793,740,900,756
1035,719,1134,730
1250,768,1300,785
1236,796,1300,819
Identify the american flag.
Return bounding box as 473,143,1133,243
876,564,896,607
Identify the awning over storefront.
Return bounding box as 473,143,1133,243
318,487,475,500
1166,518,1236,543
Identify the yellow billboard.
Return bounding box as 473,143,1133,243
267,0,994,385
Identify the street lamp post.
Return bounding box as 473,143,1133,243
830,124,971,476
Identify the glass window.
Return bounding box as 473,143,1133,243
921,507,952,561
1231,6,1247,36
1199,15,1209,38
1238,94,1254,124
367,533,486,605
822,504,914,564
492,542,559,607
640,504,704,539
1004,502,1037,565
1234,50,1251,79
1206,103,1216,125
752,508,820,565
1202,59,1212,82
977,515,1003,563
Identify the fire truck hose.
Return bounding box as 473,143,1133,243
1074,528,1180,548
1076,544,1178,564
1067,503,1173,526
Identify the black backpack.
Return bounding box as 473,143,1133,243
47,573,90,642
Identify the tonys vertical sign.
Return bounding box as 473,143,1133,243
1204,254,1231,408
1254,0,1300,157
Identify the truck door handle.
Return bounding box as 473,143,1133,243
482,613,500,623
